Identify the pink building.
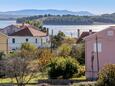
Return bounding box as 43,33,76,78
84,26,115,80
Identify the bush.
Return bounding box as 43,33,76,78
48,56,79,79
21,43,37,51
97,64,115,86
70,44,85,65
78,66,85,77
58,43,72,57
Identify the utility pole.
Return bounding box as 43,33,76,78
51,29,53,53
96,35,99,73
77,29,80,38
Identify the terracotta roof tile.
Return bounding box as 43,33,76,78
10,26,46,37
77,32,95,43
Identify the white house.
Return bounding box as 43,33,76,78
0,24,50,52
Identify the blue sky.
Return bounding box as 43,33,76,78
0,0,115,14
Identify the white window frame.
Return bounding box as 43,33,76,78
107,30,114,36
93,43,102,53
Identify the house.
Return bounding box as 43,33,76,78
77,30,95,43
0,32,8,54
0,24,49,53
84,26,115,80
0,24,23,35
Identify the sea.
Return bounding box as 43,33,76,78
0,20,115,38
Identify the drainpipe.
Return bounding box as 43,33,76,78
91,51,94,81
6,38,8,54
96,35,100,74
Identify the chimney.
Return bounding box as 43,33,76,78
22,23,25,27
89,29,93,35
20,23,25,28
77,29,80,38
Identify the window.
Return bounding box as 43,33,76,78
12,38,15,44
26,38,29,42
107,31,114,36
35,39,37,43
93,43,102,53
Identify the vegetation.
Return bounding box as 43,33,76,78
52,31,65,48
0,33,86,85
58,43,72,57
47,56,79,79
37,48,54,72
17,13,115,25
0,43,53,86
3,44,39,86
17,15,93,25
0,52,5,78
25,20,48,33
97,64,115,86
70,44,85,65
21,43,37,51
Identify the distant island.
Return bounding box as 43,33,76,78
17,13,115,25
0,9,115,25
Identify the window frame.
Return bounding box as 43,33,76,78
12,38,15,44
26,38,29,42
93,42,102,53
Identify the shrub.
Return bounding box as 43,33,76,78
52,31,65,48
58,43,72,57
70,44,85,65
48,56,79,79
21,43,37,51
78,66,85,77
97,64,115,86
0,52,5,78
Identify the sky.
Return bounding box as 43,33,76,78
0,0,115,14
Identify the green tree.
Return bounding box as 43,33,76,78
25,20,48,33
52,31,65,48
70,44,85,65
48,56,79,79
25,20,43,28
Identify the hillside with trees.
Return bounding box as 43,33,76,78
16,13,115,25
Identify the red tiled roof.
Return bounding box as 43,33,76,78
3,24,22,30
77,32,95,43
9,26,46,37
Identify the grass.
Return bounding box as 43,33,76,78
71,76,86,80
0,74,86,84
0,72,48,84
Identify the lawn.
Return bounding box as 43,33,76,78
0,72,48,83
0,75,86,84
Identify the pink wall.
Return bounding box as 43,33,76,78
85,27,115,79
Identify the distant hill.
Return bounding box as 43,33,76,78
17,13,115,25
0,9,94,17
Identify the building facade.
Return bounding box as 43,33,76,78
0,32,8,54
0,24,50,53
84,26,115,80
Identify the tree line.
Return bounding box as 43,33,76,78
17,13,115,25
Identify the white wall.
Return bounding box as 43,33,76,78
8,36,50,51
